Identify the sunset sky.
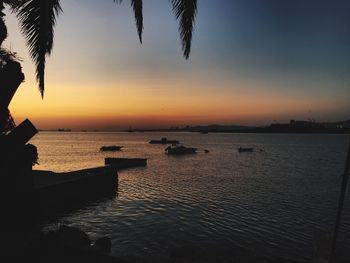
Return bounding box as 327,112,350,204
3,0,350,130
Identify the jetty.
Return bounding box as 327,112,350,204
0,119,147,218
31,157,147,211
32,166,118,211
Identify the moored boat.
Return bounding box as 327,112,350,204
165,145,197,155
149,137,180,144
238,147,254,153
100,145,123,151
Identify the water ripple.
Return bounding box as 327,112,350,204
34,132,350,262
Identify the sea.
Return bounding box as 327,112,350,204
30,131,350,262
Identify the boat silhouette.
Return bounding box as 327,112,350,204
100,145,123,152
165,145,197,155
238,147,254,153
149,137,180,144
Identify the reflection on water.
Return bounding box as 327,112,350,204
32,132,350,262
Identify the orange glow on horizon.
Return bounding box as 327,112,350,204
10,80,336,130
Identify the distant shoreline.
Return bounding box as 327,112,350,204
38,129,350,134
36,119,350,134
37,119,350,134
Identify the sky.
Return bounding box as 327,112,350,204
3,0,350,130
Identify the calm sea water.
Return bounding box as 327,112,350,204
30,132,350,262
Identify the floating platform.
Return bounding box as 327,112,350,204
105,157,147,169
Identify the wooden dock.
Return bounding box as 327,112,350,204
28,157,147,213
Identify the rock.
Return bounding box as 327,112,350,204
56,225,91,249
93,236,111,254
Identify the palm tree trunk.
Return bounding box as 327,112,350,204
0,1,26,98
0,60,24,132
0,60,25,108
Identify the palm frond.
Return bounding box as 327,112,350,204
114,0,143,43
171,0,197,59
3,0,20,7
131,0,143,43
0,16,7,45
0,1,7,45
0,47,21,64
12,0,62,97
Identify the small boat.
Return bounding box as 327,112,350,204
100,145,123,151
165,145,197,155
58,128,71,132
238,147,254,153
149,137,180,144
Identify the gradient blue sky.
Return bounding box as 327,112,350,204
4,0,350,129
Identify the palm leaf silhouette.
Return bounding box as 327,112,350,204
12,0,62,97
114,0,143,43
131,0,143,43
1,1,8,45
3,0,197,97
171,0,197,59
0,17,7,45
116,0,197,58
